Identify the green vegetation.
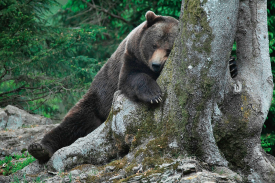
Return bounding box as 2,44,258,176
261,133,275,153
0,153,36,176
0,0,105,118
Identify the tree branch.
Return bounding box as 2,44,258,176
22,93,50,102
0,95,22,106
66,8,93,21
80,0,130,24
0,85,25,97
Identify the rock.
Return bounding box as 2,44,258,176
159,169,175,182
62,176,71,183
44,176,63,183
109,169,126,181
0,105,53,130
109,174,124,181
159,162,176,169
0,104,56,157
164,173,182,182
0,109,8,130
177,163,196,174
132,164,143,173
79,173,88,180
104,166,116,173
0,106,57,156
180,170,236,183
19,160,45,175
128,175,143,182
0,156,243,183
86,166,100,176
69,169,80,176
0,175,10,183
0,123,58,157
148,173,162,182
213,167,243,182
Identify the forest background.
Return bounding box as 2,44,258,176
1,0,275,156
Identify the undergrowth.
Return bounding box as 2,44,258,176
261,132,275,153
0,153,36,176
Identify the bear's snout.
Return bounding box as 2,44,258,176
152,62,162,73
149,49,167,73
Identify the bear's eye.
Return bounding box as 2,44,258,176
166,49,171,55
153,44,157,49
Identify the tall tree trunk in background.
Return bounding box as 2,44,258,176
47,0,275,181
231,0,275,181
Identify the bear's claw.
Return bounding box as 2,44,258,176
149,96,162,104
28,143,51,163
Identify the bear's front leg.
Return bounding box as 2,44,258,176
119,72,162,104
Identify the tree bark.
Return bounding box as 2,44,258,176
231,0,275,181
46,0,275,181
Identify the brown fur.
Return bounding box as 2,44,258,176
28,11,179,163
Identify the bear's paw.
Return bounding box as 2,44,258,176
28,143,52,163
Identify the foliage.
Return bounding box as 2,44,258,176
0,0,105,118
261,133,275,153
268,1,275,58
0,153,36,176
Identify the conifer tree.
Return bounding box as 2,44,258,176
0,0,104,117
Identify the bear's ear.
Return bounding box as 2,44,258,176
145,11,158,27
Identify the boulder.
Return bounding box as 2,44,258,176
0,124,58,157
0,105,57,157
0,105,53,130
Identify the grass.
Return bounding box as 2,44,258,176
0,152,36,176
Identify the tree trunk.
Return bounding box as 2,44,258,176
231,0,275,181
47,0,275,181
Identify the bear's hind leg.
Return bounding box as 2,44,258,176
28,108,103,163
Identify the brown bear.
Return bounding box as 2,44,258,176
28,11,179,163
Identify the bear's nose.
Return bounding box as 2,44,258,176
152,63,161,73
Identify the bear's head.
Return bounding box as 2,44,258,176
126,11,178,74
